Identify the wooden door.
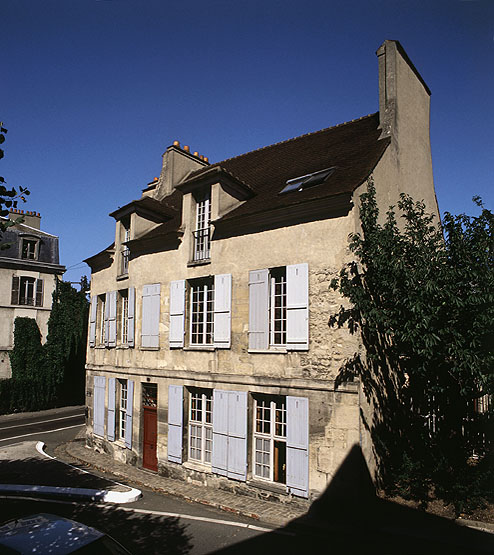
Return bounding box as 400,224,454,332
142,384,158,472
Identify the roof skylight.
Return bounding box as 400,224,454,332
279,167,335,194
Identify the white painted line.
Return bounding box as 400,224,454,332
0,413,84,431
0,495,273,532
36,442,142,504
0,424,84,442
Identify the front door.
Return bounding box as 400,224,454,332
142,384,158,472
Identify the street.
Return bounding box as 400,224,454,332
0,406,271,554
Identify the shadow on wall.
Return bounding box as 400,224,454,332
214,445,494,555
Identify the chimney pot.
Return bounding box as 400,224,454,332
193,151,199,157
183,145,190,152
204,157,209,163
173,140,180,147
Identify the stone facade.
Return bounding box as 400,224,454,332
0,210,65,378
85,41,438,501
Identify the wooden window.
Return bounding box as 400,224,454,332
121,224,130,275
253,396,287,483
189,279,214,346
188,389,213,464
119,290,129,344
18,277,36,306
98,294,106,345
118,379,128,441
168,385,184,464
269,268,287,346
21,239,38,260
193,191,211,261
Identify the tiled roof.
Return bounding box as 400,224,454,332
206,112,389,223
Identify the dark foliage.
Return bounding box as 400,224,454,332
3,280,89,413
330,179,493,514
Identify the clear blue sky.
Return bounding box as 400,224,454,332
2,0,493,285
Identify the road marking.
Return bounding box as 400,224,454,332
0,495,273,532
0,424,84,442
0,413,85,431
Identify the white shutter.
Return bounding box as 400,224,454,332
226,391,247,481
104,292,110,347
107,377,116,441
286,396,309,498
168,385,183,463
141,284,161,348
125,380,134,449
286,263,309,350
127,287,135,347
248,269,269,350
169,280,185,348
93,376,106,437
214,274,232,348
108,291,117,347
211,389,229,476
89,296,97,347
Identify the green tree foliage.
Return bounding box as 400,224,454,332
0,124,30,242
2,280,89,413
330,179,493,514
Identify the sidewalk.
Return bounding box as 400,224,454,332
59,436,309,528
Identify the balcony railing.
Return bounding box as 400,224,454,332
193,228,211,261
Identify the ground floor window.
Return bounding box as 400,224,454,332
188,388,213,464
253,395,287,483
118,379,128,441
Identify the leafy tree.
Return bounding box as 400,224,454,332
330,179,493,514
0,123,30,243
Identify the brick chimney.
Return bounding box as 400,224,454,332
9,209,41,230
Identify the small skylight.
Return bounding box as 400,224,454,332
279,167,335,194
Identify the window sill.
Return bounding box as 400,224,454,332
140,346,160,351
187,259,211,267
116,345,132,350
183,346,216,352
116,273,129,281
247,478,288,495
183,460,212,473
248,348,287,354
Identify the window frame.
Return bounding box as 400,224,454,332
252,395,287,484
118,379,128,442
119,289,129,345
188,389,213,465
269,267,287,347
98,294,106,345
193,190,211,261
21,238,39,260
189,278,215,346
19,276,36,306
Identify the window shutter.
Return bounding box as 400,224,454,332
169,280,185,348
212,389,229,476
108,291,117,347
125,380,134,449
248,269,269,350
107,377,116,441
286,263,309,350
93,376,106,437
214,274,232,348
104,292,110,347
127,287,135,347
286,396,309,498
141,284,161,348
226,391,247,481
167,385,183,463
89,296,97,347
35,279,43,307
11,276,20,305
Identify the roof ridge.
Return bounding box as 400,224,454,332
213,112,378,166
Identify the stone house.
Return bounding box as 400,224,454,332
84,40,438,502
0,210,65,378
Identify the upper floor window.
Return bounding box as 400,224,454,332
190,278,214,346
21,239,38,260
193,191,211,261
120,289,129,344
269,268,287,346
121,223,130,275
11,275,43,307
98,294,106,345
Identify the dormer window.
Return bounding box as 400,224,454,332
120,219,130,276
279,167,335,195
193,190,211,261
21,238,39,260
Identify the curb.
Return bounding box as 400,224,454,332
0,442,141,504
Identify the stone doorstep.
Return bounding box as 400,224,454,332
62,440,306,527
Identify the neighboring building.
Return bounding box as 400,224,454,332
85,41,439,502
0,210,65,378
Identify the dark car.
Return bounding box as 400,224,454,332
0,513,131,554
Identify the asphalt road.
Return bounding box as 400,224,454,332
0,406,270,554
